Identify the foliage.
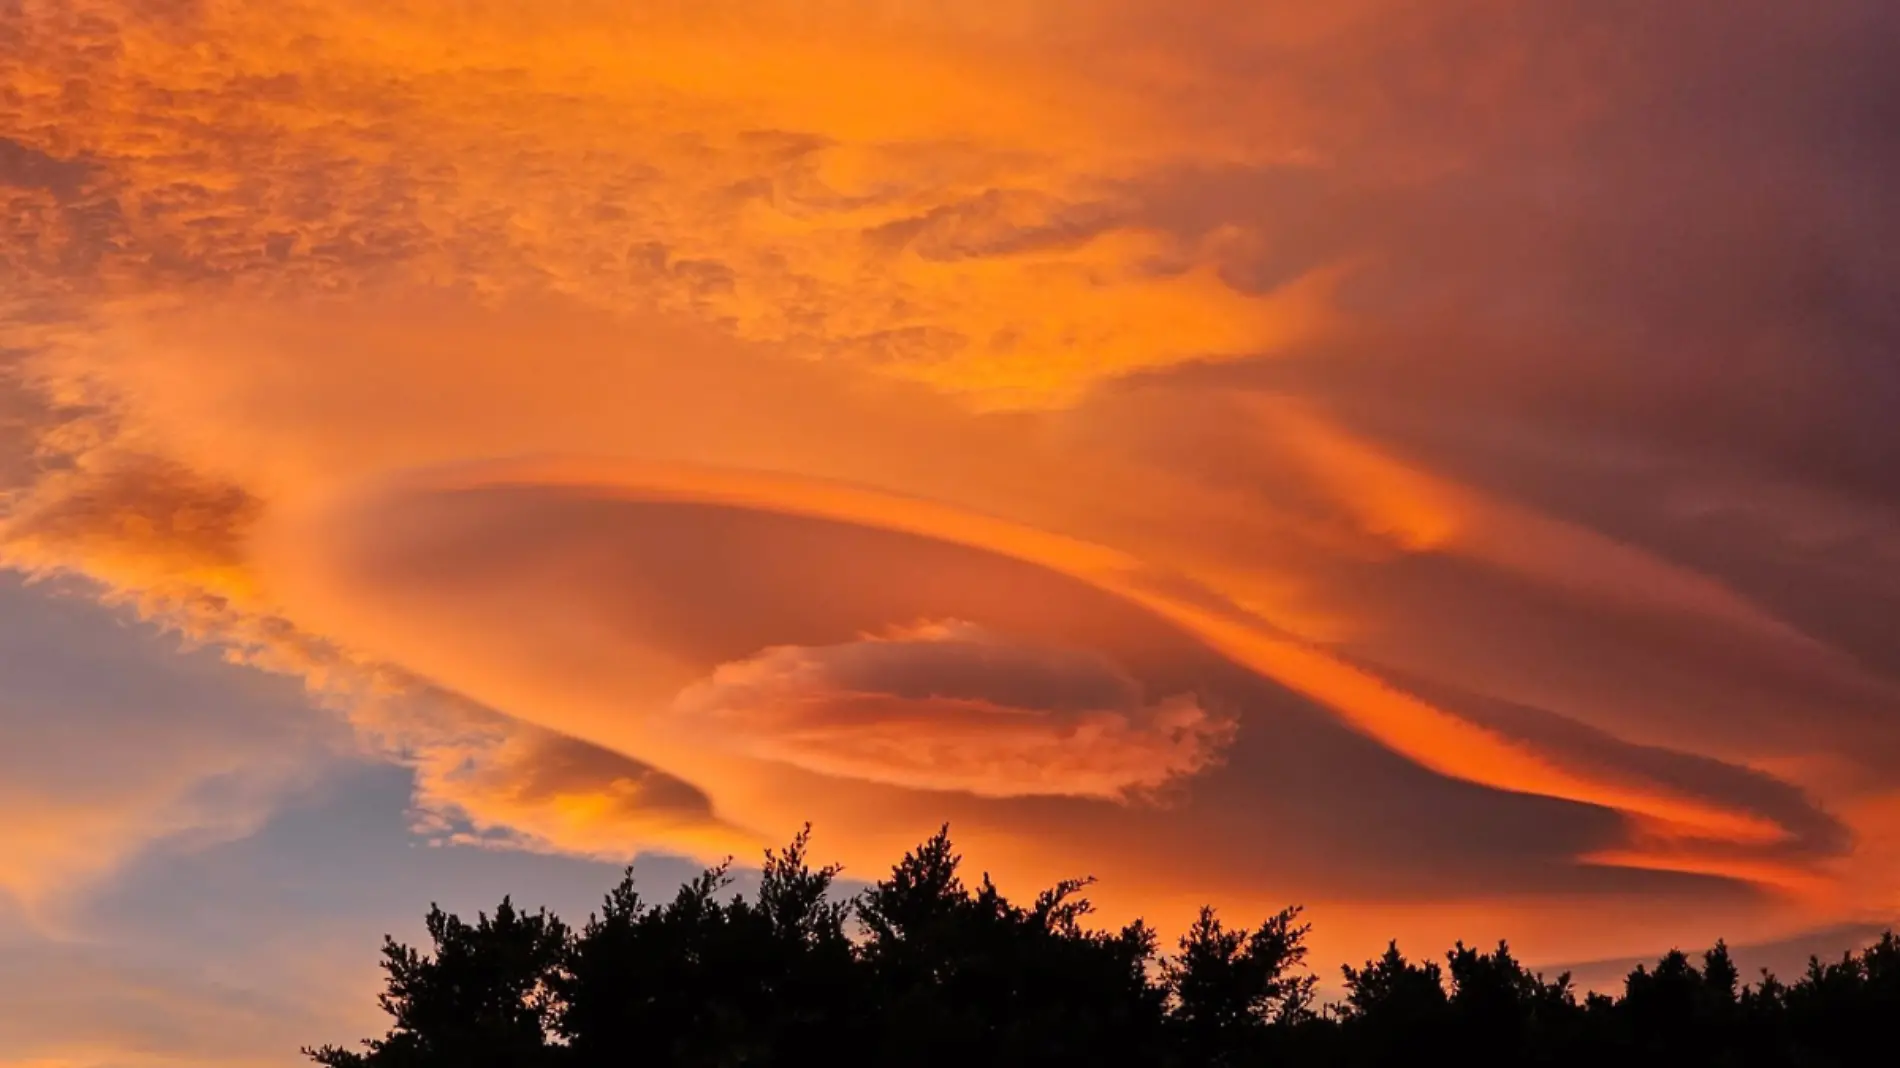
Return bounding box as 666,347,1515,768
308,827,1900,1068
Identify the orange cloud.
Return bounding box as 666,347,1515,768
401,723,760,862
369,458,1832,852
237,454,1851,921
669,620,1236,800
1,286,1865,934
3,0,1897,1000
1256,396,1837,649
2,0,1345,407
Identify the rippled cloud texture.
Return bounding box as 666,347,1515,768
4,0,1900,1061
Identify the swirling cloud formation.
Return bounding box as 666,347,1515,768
3,3,1900,1059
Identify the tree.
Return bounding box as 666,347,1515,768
305,825,1900,1068
1442,940,1579,1067
555,826,857,1067
1614,943,1749,1067
304,898,568,1068
1163,905,1318,1065
854,825,1169,1067
1339,941,1449,1064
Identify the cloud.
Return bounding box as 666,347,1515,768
0,755,737,1068
0,0,1339,404
0,138,93,198
1,454,260,610
0,935,323,1068
669,620,1237,800
240,463,1866,931
399,718,760,863
0,0,1897,990
4,279,1885,961
0,574,342,919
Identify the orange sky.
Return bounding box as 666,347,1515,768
4,1,1900,1063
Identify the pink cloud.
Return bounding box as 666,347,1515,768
670,620,1237,800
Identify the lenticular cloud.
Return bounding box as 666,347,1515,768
670,620,1237,800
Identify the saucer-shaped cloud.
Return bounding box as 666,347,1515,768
403,724,759,861
670,620,1236,800
2,0,1897,1004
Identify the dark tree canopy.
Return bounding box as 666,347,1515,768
308,826,1900,1068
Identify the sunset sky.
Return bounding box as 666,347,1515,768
4,1,1900,1063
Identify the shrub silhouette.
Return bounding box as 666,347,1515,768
308,826,1899,1067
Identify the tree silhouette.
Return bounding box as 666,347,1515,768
304,898,567,1067
554,825,856,1067
854,825,1168,1066
307,826,1900,1068
1339,942,1449,1064
1441,939,1580,1067
1162,905,1317,1065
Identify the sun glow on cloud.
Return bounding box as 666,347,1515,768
5,1,1900,1060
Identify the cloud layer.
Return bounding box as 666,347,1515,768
3,2,1900,1059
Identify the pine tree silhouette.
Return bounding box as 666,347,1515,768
307,826,1900,1068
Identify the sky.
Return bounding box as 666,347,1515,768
2,0,1899,1063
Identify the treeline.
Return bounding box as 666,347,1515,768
308,827,1898,1068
